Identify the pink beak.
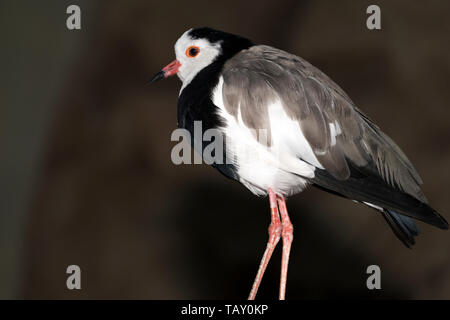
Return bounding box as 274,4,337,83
150,59,181,83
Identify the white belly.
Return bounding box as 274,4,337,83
213,77,319,197
234,150,312,197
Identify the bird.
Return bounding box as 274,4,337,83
150,27,448,300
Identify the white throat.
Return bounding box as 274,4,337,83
174,29,222,94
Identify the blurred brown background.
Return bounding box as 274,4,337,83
1,0,449,299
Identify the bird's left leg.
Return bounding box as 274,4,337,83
276,194,293,300
248,188,282,300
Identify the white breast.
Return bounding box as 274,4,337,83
212,77,319,197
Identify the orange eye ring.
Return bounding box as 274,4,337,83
186,45,200,58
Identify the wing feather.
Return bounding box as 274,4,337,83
221,45,426,201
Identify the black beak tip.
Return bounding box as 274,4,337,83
149,71,165,84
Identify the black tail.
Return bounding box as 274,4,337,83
382,210,420,248
311,165,448,247
311,167,449,230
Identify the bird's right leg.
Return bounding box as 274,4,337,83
248,188,282,300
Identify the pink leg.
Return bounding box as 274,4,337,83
248,188,282,300
277,195,293,300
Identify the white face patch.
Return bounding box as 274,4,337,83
174,29,222,92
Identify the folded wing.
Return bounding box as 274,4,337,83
221,45,448,231
222,45,425,202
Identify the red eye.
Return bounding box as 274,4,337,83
186,45,200,58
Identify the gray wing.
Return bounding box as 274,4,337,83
221,45,426,202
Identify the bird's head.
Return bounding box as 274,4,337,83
150,27,253,89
